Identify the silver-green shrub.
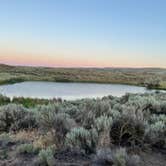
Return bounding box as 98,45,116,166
145,114,166,148
38,107,76,148
65,127,97,154
93,147,140,166
0,133,13,147
17,143,39,155
38,146,55,166
0,104,36,132
95,116,113,133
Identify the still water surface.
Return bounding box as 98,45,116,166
0,81,151,100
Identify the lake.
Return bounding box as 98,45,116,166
0,81,151,100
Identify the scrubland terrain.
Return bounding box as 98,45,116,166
0,64,166,89
0,92,166,165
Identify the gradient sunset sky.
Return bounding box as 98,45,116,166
0,0,165,68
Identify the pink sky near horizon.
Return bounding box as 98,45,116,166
0,1,165,68
0,47,165,68
0,39,165,68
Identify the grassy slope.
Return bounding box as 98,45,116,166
0,64,166,89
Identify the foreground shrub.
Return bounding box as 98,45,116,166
0,104,26,132
95,116,113,133
0,92,165,165
10,111,38,131
113,148,140,166
110,116,145,147
0,149,8,160
94,116,113,148
0,104,37,132
38,108,75,148
17,143,40,155
64,105,79,118
0,133,13,147
145,114,166,149
93,147,140,166
38,146,55,166
65,127,98,154
78,100,111,129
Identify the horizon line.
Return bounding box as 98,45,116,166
0,63,165,70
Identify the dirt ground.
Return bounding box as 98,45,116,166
139,151,166,166
0,152,165,166
0,143,165,166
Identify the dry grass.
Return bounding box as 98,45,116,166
33,132,56,149
13,129,39,142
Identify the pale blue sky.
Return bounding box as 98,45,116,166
0,0,165,67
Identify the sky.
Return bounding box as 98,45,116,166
0,0,166,68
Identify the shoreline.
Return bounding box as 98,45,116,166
0,79,166,91
0,64,166,90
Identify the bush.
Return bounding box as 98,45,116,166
12,97,50,108
94,116,113,148
93,147,140,166
94,116,113,147
0,149,8,160
16,143,40,155
0,104,26,132
113,148,140,166
110,116,145,147
38,107,75,148
109,109,121,120
65,127,98,154
144,77,161,89
38,146,55,166
77,100,111,129
0,104,37,132
37,104,61,114
64,105,79,118
0,92,166,164
150,101,166,114
95,116,113,133
10,111,38,131
0,133,13,147
0,95,10,106
145,114,166,149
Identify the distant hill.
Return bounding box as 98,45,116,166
0,63,166,89
0,63,165,70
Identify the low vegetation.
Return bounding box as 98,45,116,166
93,148,140,166
0,64,166,89
0,92,165,165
